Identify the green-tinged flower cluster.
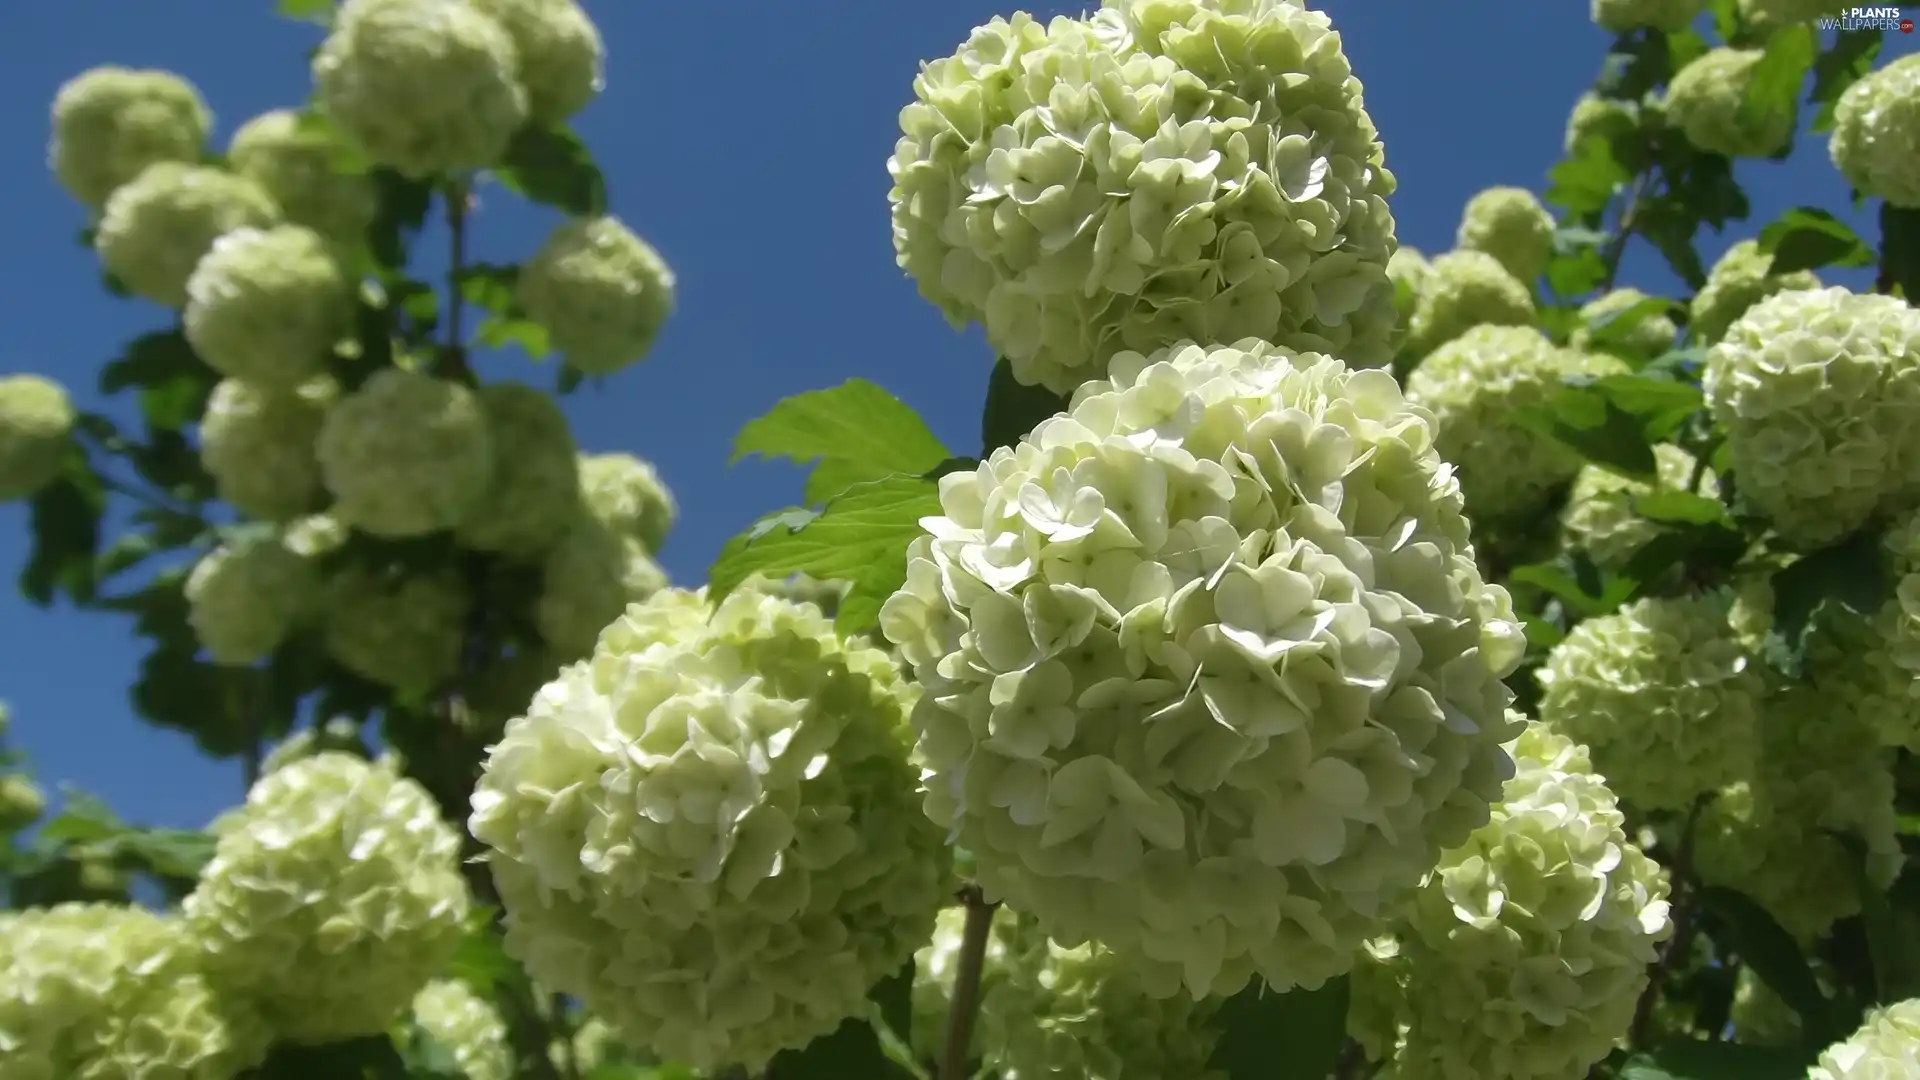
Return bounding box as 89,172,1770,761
1591,0,1708,31
914,905,1224,1080
228,109,380,248
1809,998,1920,1079
0,904,270,1080
323,565,471,694
260,717,367,777
1565,93,1638,154
0,374,76,503
889,0,1400,394
1665,48,1793,159
94,163,281,307
1386,247,1428,358
316,368,494,538
50,67,210,210
579,451,676,552
455,382,582,557
534,517,668,661
184,225,352,389
518,217,676,375
1832,54,1920,209
469,0,605,124
1570,288,1677,360
199,376,333,522
1737,0,1838,29
1879,510,1920,714
1454,187,1554,284
1703,286,1920,548
185,529,323,665
1538,592,1762,811
0,774,46,833
1406,325,1625,527
1695,650,1906,940
1560,444,1718,569
470,587,952,1072
408,979,513,1080
1690,239,1820,347
313,0,528,178
1402,250,1535,361
184,753,471,1042
882,339,1524,999
1351,722,1672,1080
742,572,854,622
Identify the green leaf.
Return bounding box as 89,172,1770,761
708,476,942,637
1809,29,1882,133
1207,976,1350,1080
1582,295,1681,360
19,451,105,607
980,358,1070,456
1757,207,1875,274
1509,560,1639,618
1709,0,1741,43
732,380,953,506
1619,1040,1809,1080
249,1034,412,1080
275,0,334,23
872,961,914,1047
1634,490,1732,527
1545,137,1631,219
1739,23,1816,138
1547,243,1610,299
1511,386,1659,481
1844,836,1920,1004
454,263,553,358
1592,374,1705,440
99,330,220,432
364,169,433,272
1595,30,1678,103
765,1014,910,1080
495,125,607,216
130,643,273,759
446,917,522,997
1699,886,1839,1040
1767,526,1894,670
1636,197,1712,289
1881,204,1920,302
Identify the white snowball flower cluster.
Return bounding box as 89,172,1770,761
185,225,353,389
1560,444,1718,569
1810,998,1920,1079
470,587,952,1072
1537,592,1762,812
579,451,676,552
1695,641,1905,940
409,979,513,1080
1689,239,1820,347
1565,93,1638,154
228,109,381,249
518,217,676,375
50,66,210,211
1591,0,1708,31
94,163,282,307
184,752,471,1042
0,774,46,833
199,376,334,522
185,528,323,665
1831,54,1920,209
889,0,1400,394
914,905,1224,1080
470,0,604,124
0,374,76,502
533,515,668,661
1454,187,1555,284
882,338,1525,999
1405,325,1626,527
1402,250,1535,361
1875,510,1920,709
1386,247,1429,356
1351,721,1672,1080
1665,48,1793,159
313,0,528,178
0,903,270,1080
1703,286,1920,548
322,565,471,694
317,368,494,538
1570,288,1678,360
455,382,582,557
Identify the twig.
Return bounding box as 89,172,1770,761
939,886,998,1080
1629,795,1710,1046
438,180,474,382
1598,167,1657,293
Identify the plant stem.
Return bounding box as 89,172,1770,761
438,180,474,382
1629,795,1710,1047
939,886,998,1080
1598,168,1656,292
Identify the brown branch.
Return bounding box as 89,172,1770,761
940,887,998,1080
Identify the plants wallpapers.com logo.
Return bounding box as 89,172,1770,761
1816,6,1916,31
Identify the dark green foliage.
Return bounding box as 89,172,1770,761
496,125,608,216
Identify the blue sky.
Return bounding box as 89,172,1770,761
0,2,1910,832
